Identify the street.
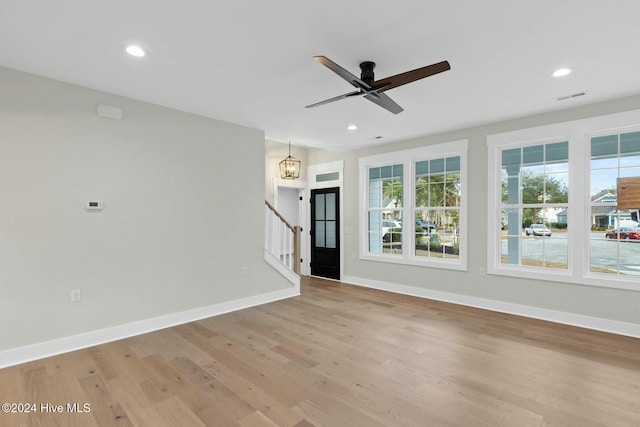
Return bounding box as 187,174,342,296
502,232,640,274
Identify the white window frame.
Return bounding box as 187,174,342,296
487,108,640,291
359,139,468,271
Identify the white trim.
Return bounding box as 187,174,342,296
358,253,468,271
264,249,301,289
308,160,345,186
359,139,469,163
487,108,640,290
358,139,468,271
0,285,299,369
273,178,307,213
342,275,640,339
306,161,345,278
274,178,307,190
272,186,306,276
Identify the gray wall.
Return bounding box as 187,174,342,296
0,67,289,352
308,94,640,325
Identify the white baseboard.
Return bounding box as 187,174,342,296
0,286,299,369
342,275,640,339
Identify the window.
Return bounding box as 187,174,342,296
488,108,640,290
415,156,461,260
500,141,569,269
589,130,640,275
368,164,403,254
316,172,340,182
359,140,468,270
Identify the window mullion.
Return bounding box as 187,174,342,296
405,159,414,260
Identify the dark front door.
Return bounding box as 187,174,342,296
311,187,340,280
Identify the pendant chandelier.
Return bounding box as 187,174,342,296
279,141,301,180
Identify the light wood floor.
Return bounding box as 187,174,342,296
2,277,640,427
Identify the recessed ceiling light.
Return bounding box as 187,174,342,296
126,45,146,57
347,124,358,131
552,68,571,78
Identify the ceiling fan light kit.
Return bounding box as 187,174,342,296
306,55,450,114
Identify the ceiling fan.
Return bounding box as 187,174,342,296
305,56,450,114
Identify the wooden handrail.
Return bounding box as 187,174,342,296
264,200,301,275
264,200,302,275
264,200,294,231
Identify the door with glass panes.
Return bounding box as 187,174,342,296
311,187,340,279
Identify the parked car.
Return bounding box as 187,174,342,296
382,220,402,236
416,219,437,233
525,224,551,236
605,227,640,241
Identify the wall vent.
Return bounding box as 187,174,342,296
557,91,587,101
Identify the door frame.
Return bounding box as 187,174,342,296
305,161,344,278
310,187,340,280
272,177,307,277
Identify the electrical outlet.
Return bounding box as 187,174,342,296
479,268,486,276
241,266,248,276
70,289,81,303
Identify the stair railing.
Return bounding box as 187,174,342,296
264,200,300,275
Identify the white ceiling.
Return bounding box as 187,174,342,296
2,1,640,150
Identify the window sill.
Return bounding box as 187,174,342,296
488,264,640,291
360,253,467,271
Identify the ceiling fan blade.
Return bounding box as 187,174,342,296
363,92,404,114
313,56,372,90
373,60,450,93
305,90,362,109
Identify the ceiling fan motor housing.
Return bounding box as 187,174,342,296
359,61,376,84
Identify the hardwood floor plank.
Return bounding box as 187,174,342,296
196,404,240,427
77,374,133,427
237,411,280,427
1,276,639,426
220,374,305,426
292,400,387,427
153,396,207,427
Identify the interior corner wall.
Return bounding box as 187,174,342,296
0,66,290,353
307,94,640,328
